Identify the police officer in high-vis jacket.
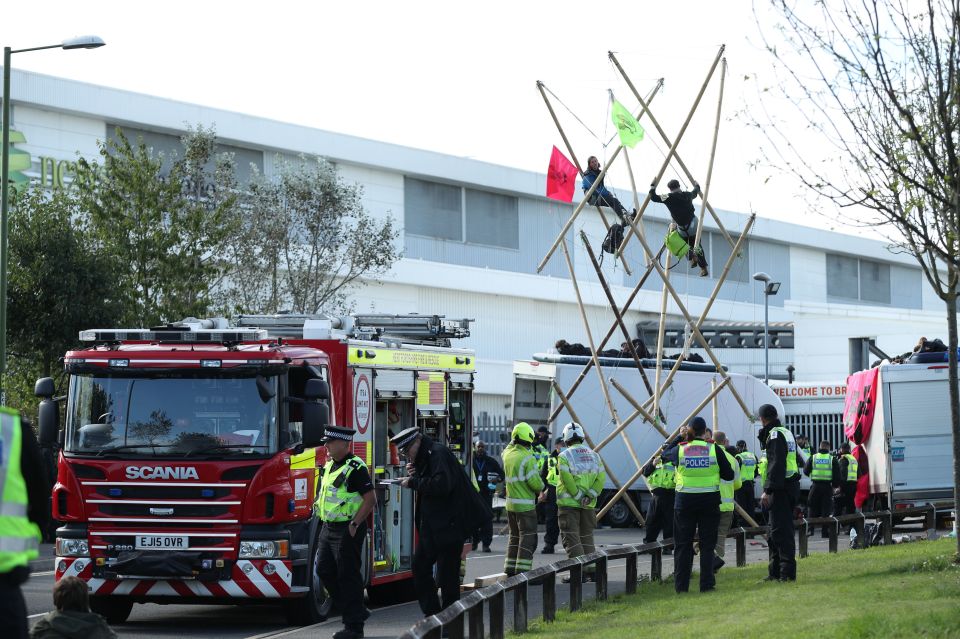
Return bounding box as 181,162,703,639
660,417,734,593
641,454,676,546
758,404,800,582
734,440,758,526
804,440,841,537
556,423,605,580
315,426,376,639
0,408,49,639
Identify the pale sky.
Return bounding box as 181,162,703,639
4,0,864,235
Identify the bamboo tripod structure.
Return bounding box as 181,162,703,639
537,47,761,527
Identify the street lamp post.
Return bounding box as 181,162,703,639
1,35,104,403
752,272,781,384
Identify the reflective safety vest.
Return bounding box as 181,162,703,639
502,444,544,512
719,448,742,512
316,455,366,523
770,426,799,479
647,460,676,491
811,453,834,482
546,454,559,488
0,409,41,573
556,443,605,508
758,455,768,484
676,440,720,494
799,446,812,462
844,454,859,482
532,444,549,473
736,451,758,481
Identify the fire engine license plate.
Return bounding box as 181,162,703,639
135,535,188,550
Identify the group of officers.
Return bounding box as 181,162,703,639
294,403,868,637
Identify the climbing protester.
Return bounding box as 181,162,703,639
649,178,709,276
583,155,633,221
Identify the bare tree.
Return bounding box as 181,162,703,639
750,0,960,556
221,156,400,315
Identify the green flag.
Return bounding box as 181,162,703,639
611,100,644,148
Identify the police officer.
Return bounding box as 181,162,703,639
393,426,470,616
0,409,48,639
796,435,812,468
538,437,563,554
315,425,376,639
641,452,676,547
556,423,605,581
471,440,502,553
837,442,860,517
758,404,800,582
660,417,734,593
501,423,544,576
714,435,742,573
734,440,758,526
804,440,841,537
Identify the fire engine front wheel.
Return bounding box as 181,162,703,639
90,597,133,624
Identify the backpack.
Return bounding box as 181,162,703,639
602,223,624,256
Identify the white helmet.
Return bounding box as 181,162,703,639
562,422,585,442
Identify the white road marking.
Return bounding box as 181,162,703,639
28,612,51,619
30,570,56,577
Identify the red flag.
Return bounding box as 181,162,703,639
546,146,578,202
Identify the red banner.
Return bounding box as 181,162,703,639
843,368,879,444
546,146,578,203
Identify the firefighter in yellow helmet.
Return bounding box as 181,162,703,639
1,409,49,639
501,422,543,576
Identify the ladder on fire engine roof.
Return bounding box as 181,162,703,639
235,314,473,347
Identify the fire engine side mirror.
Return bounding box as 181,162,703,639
35,377,55,399
304,379,330,402
302,401,329,448
38,403,60,449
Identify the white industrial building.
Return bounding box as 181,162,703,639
4,69,949,422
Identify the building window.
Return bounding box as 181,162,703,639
708,231,749,282
826,254,890,304
404,177,519,249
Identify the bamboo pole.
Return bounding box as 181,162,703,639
578,230,662,422
609,49,736,250
637,214,756,415
652,236,671,426
552,380,645,525
614,46,726,256
597,377,731,518
693,58,727,254
609,378,667,437
538,147,622,273
546,247,665,425
536,82,633,275
711,378,719,432
559,239,625,430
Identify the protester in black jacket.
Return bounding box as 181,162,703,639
394,429,468,616
758,404,800,582
650,178,708,276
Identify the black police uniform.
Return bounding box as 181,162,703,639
472,450,503,550
660,437,734,593
762,421,800,581
316,455,373,636
803,452,841,537
540,449,560,550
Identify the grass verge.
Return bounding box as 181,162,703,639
514,539,960,639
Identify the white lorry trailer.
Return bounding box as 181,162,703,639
512,354,783,526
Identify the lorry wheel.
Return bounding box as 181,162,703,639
90,597,133,624
602,499,634,528
284,532,331,625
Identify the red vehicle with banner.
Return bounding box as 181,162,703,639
37,315,476,624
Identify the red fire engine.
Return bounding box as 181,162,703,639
37,314,475,624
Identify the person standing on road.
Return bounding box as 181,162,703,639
758,404,800,582
29,576,116,639
734,440,758,526
315,425,376,639
0,409,49,639
804,440,841,538
502,423,544,576
713,435,742,573
641,453,676,549
393,427,471,617
660,417,734,593
556,423,605,581
836,442,861,517
538,437,564,555
471,441,502,553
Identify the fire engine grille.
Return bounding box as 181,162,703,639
94,504,233,518
90,486,235,500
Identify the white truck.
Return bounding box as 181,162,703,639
512,354,783,526
849,356,957,516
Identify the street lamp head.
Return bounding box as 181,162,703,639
766,281,781,296
752,272,771,283
61,35,105,50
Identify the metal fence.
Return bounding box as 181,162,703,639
398,505,941,639
474,413,511,459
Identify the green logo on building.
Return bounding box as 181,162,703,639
2,128,31,190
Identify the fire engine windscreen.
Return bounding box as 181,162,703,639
64,374,278,457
